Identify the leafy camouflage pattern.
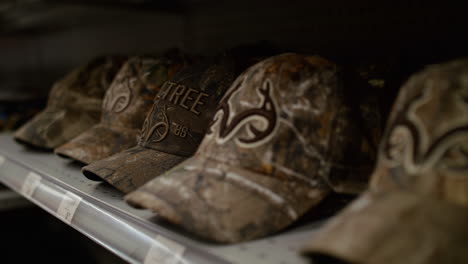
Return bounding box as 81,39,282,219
14,56,127,150
54,54,188,164
82,53,248,193
125,53,383,243
305,191,468,264
303,59,468,263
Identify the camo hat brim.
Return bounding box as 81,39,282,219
55,124,140,164
82,145,186,192
14,106,100,150
302,190,468,264
125,156,331,243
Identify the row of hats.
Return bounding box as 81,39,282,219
13,50,468,261
15,51,382,240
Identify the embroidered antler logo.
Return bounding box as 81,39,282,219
208,77,278,148
383,84,468,174
103,71,135,113
141,104,170,143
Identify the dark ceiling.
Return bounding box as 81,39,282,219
0,0,209,34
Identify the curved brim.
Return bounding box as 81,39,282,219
82,146,187,193
54,124,140,165
14,107,98,150
125,156,331,243
303,190,468,264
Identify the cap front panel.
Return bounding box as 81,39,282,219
198,54,340,188
101,56,183,129
102,57,152,128
46,72,76,108
139,60,235,157
371,59,468,205
48,56,124,111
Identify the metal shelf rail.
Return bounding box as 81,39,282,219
0,133,319,264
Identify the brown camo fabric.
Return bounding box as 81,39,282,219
304,59,468,264
305,190,468,264
54,53,189,164
82,52,252,193
370,59,468,205
125,53,383,243
14,55,127,149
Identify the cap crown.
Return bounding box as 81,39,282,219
197,53,380,193
371,59,468,205
139,56,236,156
47,56,126,113
101,55,186,129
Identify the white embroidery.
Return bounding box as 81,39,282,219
225,172,298,220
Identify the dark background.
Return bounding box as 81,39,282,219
0,0,467,263
1,0,467,100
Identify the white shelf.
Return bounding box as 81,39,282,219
0,133,320,264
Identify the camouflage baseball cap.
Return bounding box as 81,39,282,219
125,53,383,243
14,56,126,150
303,59,468,263
82,53,247,192
54,54,188,164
